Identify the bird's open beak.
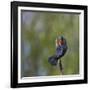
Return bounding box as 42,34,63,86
55,39,58,47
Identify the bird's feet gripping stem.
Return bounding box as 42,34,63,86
59,60,64,75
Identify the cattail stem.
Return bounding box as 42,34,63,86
59,60,64,75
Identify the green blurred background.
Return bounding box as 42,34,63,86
21,10,79,77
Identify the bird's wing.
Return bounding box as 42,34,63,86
56,46,64,58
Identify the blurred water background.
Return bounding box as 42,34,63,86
21,10,79,77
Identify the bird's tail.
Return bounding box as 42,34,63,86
48,55,58,65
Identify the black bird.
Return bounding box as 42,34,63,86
48,36,68,66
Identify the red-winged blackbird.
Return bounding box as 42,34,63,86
48,36,68,66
